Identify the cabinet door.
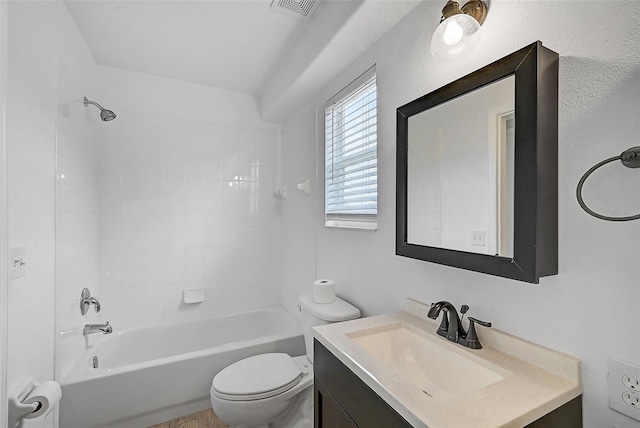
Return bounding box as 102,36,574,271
315,380,358,428
314,340,413,427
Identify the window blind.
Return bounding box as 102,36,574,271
325,70,377,227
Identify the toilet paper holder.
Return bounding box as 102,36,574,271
8,377,44,428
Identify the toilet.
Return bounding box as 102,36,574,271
210,293,360,428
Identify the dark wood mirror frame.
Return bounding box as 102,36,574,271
396,41,559,283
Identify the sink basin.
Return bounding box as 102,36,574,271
313,298,582,427
346,322,505,399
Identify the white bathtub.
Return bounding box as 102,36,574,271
60,308,304,428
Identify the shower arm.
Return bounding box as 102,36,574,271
83,97,105,111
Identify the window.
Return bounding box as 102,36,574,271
324,67,377,230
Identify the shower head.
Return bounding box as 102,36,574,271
100,109,117,122
84,97,117,122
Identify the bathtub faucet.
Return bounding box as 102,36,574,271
83,321,112,336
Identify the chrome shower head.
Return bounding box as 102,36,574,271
84,97,117,122
100,109,117,122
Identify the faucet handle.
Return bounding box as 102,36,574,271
89,297,101,313
459,304,469,323
467,317,491,328
80,288,102,315
459,317,492,350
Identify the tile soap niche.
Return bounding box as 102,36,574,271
183,288,205,304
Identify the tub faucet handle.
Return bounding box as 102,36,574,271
80,287,101,315
90,297,101,313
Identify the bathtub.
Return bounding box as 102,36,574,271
59,308,305,428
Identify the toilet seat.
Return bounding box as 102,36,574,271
212,353,303,401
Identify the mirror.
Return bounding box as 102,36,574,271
407,75,515,257
396,42,559,283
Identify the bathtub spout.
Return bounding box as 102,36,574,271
84,321,112,335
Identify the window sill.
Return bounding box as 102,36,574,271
325,219,377,231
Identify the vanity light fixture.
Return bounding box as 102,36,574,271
431,0,488,61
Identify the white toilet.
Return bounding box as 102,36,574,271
210,293,360,428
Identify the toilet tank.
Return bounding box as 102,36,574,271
298,293,360,363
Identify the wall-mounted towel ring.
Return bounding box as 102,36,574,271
576,146,640,222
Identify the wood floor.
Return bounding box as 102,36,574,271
148,408,229,428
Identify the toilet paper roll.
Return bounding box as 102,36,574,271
314,279,336,304
23,381,62,420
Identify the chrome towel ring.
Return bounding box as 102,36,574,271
576,146,640,222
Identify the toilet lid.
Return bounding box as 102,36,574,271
212,353,302,401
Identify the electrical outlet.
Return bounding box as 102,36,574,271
623,374,640,391
470,230,486,246
9,246,26,280
622,391,640,408
609,357,640,421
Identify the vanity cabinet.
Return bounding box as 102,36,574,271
314,340,412,427
314,340,582,428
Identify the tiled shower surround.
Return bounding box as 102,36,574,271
53,64,282,380
98,113,281,329
54,68,283,362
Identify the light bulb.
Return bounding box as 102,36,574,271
442,19,463,46
431,14,483,62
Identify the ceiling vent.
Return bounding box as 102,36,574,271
270,0,321,18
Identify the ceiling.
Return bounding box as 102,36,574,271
64,0,314,95
64,0,421,122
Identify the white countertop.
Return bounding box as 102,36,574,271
313,298,582,428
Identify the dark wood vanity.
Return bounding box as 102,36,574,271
314,340,582,428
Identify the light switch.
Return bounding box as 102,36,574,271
9,246,26,280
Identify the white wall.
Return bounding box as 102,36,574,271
0,2,9,425
6,1,98,426
279,1,640,427
95,67,282,330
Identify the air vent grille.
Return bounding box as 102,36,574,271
271,0,320,18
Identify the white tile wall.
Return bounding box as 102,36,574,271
52,63,283,379
96,73,281,330
54,61,101,380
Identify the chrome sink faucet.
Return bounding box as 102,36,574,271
427,301,491,349
83,321,112,336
